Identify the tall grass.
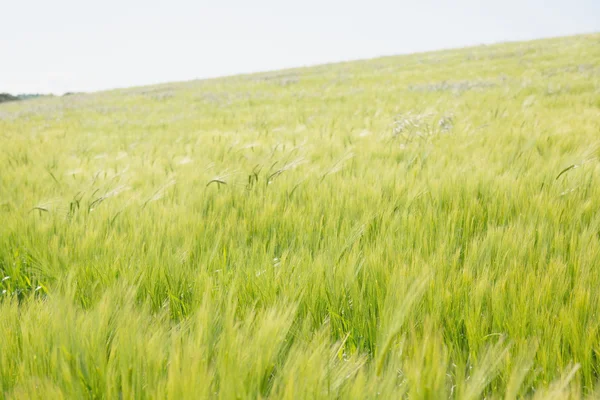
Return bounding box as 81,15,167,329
1,33,600,398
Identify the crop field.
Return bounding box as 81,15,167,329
1,33,600,399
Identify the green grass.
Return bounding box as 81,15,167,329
1,33,600,399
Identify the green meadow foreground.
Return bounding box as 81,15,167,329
1,34,600,399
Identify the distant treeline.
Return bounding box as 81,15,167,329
0,93,50,104
0,92,79,104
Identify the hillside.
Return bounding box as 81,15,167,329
1,33,600,398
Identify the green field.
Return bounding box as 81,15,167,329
1,33,600,399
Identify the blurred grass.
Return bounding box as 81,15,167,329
1,33,600,399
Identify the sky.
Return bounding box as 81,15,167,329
1,0,599,94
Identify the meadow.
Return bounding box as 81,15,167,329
1,33,600,399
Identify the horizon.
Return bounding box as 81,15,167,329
2,0,599,95
2,31,597,97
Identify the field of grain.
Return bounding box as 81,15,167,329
1,33,600,399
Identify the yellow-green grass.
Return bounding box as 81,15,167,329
1,33,600,399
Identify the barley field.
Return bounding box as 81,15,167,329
1,33,600,399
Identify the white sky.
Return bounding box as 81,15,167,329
1,0,598,94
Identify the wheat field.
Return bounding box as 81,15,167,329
1,33,600,399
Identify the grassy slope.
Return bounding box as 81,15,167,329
1,33,600,399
